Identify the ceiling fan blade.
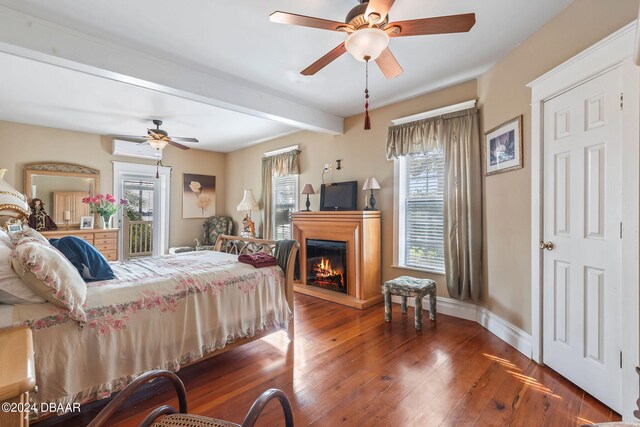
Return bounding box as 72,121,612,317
375,48,403,79
168,140,190,150
270,11,351,32
387,13,476,37
170,137,199,143
301,43,347,76
365,0,395,24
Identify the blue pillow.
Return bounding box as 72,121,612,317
49,236,115,282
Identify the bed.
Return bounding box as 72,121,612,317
0,234,298,418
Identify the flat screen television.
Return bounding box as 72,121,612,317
319,181,358,211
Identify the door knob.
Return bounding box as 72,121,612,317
539,241,554,251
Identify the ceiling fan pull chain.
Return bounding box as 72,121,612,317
364,57,371,130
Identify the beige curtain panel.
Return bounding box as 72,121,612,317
386,118,442,159
261,149,300,239
387,108,482,302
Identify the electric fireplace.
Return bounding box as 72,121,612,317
306,239,347,294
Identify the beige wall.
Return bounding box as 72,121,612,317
225,0,638,332
0,120,227,248
225,80,478,298
477,0,638,332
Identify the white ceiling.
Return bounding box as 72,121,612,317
0,0,572,151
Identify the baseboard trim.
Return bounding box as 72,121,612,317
390,295,533,358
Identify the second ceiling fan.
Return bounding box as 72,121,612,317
270,0,476,79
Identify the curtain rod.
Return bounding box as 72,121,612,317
390,100,477,126
263,145,299,157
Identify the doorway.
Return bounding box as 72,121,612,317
112,161,171,258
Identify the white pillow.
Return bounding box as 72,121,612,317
10,240,86,323
0,229,11,248
0,244,45,304
9,227,49,246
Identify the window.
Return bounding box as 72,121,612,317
272,174,298,240
397,152,445,274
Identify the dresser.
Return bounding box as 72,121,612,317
40,228,119,261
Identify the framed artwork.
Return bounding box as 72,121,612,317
80,216,94,230
183,173,216,219
484,115,523,176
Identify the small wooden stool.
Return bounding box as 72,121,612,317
382,276,437,330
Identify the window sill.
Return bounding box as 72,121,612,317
391,264,446,276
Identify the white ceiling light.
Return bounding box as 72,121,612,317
147,139,168,150
345,28,390,62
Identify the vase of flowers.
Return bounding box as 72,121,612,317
82,194,128,229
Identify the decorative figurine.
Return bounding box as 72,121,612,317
241,214,256,237
28,198,58,231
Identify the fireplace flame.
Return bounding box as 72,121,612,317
314,257,339,278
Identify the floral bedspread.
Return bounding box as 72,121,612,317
11,251,291,415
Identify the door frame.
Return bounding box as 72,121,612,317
112,161,171,258
528,22,639,419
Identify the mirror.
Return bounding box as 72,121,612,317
24,163,100,227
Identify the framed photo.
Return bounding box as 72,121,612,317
183,173,216,219
484,115,523,176
6,222,23,233
80,216,94,230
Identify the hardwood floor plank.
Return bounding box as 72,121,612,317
33,294,620,427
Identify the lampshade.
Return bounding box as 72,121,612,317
236,189,259,212
63,210,71,221
345,28,390,62
362,177,381,191
301,184,315,195
148,139,169,150
0,169,29,220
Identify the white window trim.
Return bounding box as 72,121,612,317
263,145,299,157
113,161,171,258
271,173,299,239
393,156,446,276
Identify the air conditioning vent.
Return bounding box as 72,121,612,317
112,139,161,160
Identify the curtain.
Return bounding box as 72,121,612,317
386,108,482,302
261,149,300,239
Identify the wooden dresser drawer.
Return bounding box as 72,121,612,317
94,232,118,240
75,233,95,241
94,237,116,245
102,250,117,261
94,243,117,252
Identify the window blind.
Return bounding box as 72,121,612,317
272,174,297,240
403,153,445,273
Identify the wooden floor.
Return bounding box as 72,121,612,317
35,294,620,427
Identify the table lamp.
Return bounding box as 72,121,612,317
363,177,381,211
237,189,259,237
300,184,315,211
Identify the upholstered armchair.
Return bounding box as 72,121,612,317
168,216,233,254
196,216,233,251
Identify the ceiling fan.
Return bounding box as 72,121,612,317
114,119,199,151
270,0,476,79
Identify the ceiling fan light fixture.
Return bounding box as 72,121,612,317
148,139,169,150
345,28,389,62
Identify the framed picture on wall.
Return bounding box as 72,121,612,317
484,115,523,176
183,173,216,219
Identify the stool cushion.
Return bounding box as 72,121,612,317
383,276,436,294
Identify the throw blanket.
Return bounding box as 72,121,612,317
238,252,278,268
49,236,115,282
275,239,300,280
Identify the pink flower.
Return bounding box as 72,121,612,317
97,194,105,200
106,194,116,203
82,196,91,204
119,199,129,206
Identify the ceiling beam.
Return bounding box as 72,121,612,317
0,6,343,135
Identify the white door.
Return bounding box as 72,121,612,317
542,67,622,411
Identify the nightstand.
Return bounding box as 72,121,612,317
0,326,36,427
